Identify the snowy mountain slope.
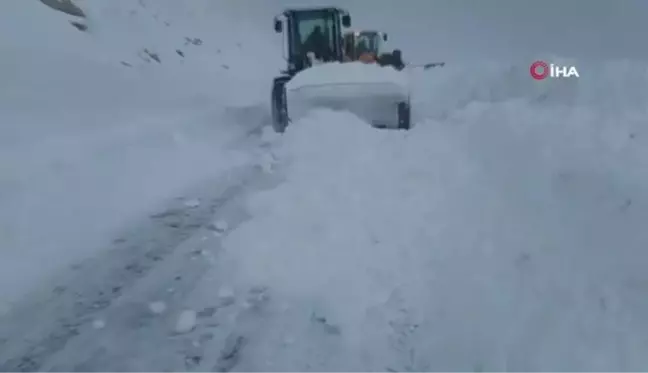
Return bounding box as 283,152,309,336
0,0,278,309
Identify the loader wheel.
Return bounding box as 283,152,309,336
271,76,290,133
397,101,411,130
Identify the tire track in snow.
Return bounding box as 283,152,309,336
0,104,278,371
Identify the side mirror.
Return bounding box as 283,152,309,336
342,14,351,27
274,19,282,33
383,33,388,41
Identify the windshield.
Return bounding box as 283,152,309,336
294,12,337,60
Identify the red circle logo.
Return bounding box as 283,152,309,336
530,61,549,80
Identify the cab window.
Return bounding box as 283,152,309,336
356,34,380,54
293,12,336,56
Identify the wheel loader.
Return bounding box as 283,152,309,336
271,8,412,133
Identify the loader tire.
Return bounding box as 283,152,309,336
397,101,411,130
271,76,290,133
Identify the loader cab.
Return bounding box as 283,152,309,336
274,7,351,76
343,30,388,61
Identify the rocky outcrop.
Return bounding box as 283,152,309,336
39,0,85,18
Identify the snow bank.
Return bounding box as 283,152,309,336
0,0,275,308
217,57,648,370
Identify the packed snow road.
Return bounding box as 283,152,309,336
0,106,279,372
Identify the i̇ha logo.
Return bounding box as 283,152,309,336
530,60,579,80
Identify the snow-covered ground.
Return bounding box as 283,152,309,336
0,0,279,308
216,60,648,370
2,0,648,371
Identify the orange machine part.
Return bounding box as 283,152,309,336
358,52,377,64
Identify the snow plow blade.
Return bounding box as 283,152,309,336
286,82,408,128
285,62,411,129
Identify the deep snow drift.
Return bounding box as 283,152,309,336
0,0,278,309
216,58,648,369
